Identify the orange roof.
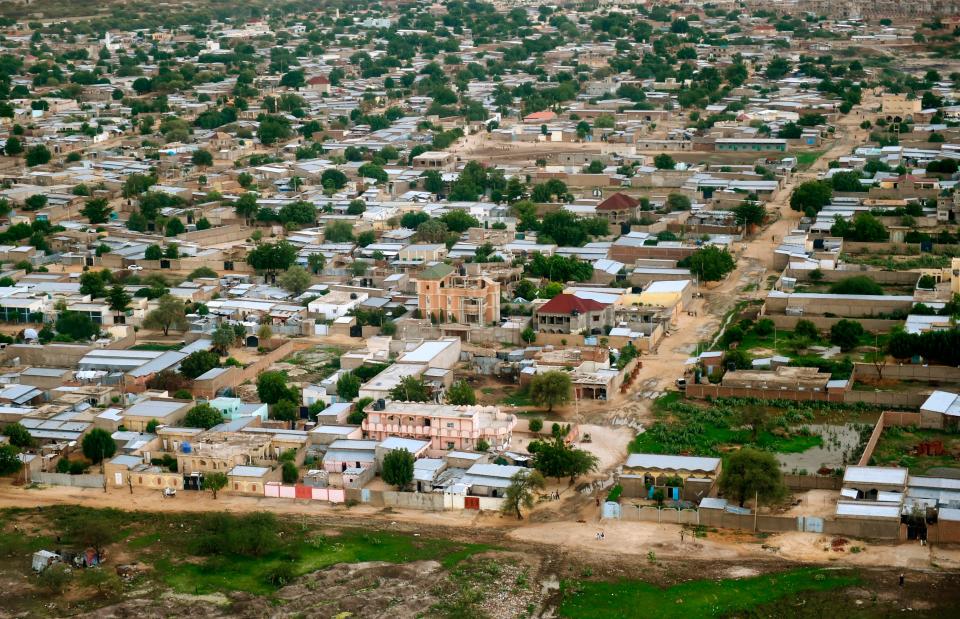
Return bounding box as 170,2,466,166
524,110,557,122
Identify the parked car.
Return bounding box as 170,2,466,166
128,264,143,271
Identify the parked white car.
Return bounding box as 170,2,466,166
128,264,143,271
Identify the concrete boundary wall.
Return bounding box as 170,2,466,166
858,410,923,466
33,472,105,488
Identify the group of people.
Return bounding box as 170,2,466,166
595,531,606,541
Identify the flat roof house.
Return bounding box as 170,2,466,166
122,399,192,432
363,401,517,453
621,453,722,502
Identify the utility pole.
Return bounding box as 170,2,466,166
754,490,759,532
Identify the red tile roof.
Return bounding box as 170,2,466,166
597,193,641,211
537,294,608,314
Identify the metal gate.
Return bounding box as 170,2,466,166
602,501,622,520
464,496,480,510
799,516,823,533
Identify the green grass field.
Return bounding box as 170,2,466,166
631,396,823,457
559,567,859,619
870,426,960,474
2,506,492,599
794,150,826,170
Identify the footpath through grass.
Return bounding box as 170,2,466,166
559,567,860,619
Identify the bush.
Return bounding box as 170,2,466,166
829,276,883,296
282,461,299,484
753,319,774,336
529,418,544,433
830,319,865,352
266,563,295,587
794,319,819,340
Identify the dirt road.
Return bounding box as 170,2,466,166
4,481,957,572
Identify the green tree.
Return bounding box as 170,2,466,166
336,372,361,400
4,136,23,156
183,403,223,429
521,327,537,344
502,470,546,519
82,428,116,463
666,193,692,212
257,115,292,145
687,246,736,282
143,295,188,336
324,220,354,243
271,399,299,422
191,149,213,167
107,285,131,322
179,350,220,379
320,168,348,190
789,181,832,214
202,471,228,499
257,371,296,404
144,244,163,260
422,170,444,193
81,198,112,224
529,371,571,412
381,448,415,490
25,145,51,166
163,218,185,237
389,375,431,402
830,319,865,352
447,380,476,405
718,448,786,507
281,461,299,483
733,200,765,227
653,153,676,170
278,265,312,295
0,444,20,476
234,192,259,222
440,210,480,233
307,253,326,274
4,422,32,448
56,311,99,341
211,323,238,354
531,436,599,483
794,319,819,340
247,240,298,279
830,170,865,192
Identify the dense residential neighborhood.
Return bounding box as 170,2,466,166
0,0,960,616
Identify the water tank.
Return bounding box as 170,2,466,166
181,442,192,454
23,328,38,341
375,398,386,410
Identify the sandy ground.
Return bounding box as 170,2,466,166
5,481,960,573
779,490,842,519
513,519,960,571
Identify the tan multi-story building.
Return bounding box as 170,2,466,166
415,263,500,325
362,401,517,452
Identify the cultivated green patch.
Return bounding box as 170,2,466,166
559,567,860,619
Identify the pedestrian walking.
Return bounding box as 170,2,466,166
600,531,605,541
596,497,600,507
899,573,905,587
680,529,685,543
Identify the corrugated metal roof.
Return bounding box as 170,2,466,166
625,454,721,473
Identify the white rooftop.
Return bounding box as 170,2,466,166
843,466,908,487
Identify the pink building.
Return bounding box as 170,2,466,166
362,402,517,453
